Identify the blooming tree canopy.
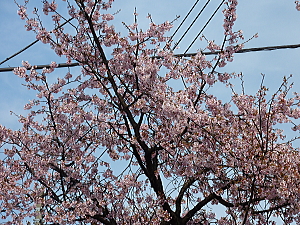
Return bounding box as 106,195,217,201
1,0,300,224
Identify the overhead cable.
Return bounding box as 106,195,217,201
172,0,211,51
164,0,201,50
0,18,74,66
0,62,79,72
180,43,300,57
1,43,300,72
0,40,39,66
184,0,225,54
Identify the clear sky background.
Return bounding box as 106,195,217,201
0,0,300,223
0,0,300,129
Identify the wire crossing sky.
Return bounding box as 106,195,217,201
1,43,300,72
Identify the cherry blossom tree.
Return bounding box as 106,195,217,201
1,0,300,224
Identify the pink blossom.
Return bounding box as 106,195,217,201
22,61,31,69
17,6,27,20
207,40,221,52
25,18,38,31
13,66,27,78
43,1,57,15
36,28,51,44
102,13,114,21
296,1,300,10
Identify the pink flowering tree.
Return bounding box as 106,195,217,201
1,0,300,224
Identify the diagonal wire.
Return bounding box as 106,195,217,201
164,0,201,50
172,0,211,51
0,40,39,66
184,0,225,54
0,18,74,66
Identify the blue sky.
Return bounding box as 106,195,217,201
0,0,300,130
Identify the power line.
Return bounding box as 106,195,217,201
0,18,74,66
1,0,215,66
0,40,39,66
1,43,300,72
172,0,211,51
165,0,201,50
180,43,300,57
184,0,225,54
0,62,79,72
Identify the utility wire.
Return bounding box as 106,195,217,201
180,43,300,56
1,43,300,72
184,0,225,54
172,0,211,51
0,62,79,72
164,0,201,50
0,18,74,66
0,40,39,66
0,1,223,71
